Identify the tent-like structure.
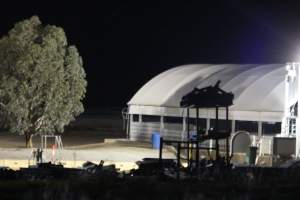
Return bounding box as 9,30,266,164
127,64,286,147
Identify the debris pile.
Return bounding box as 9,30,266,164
82,160,119,176
20,162,81,179
130,158,177,177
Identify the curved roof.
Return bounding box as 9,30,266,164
128,64,286,113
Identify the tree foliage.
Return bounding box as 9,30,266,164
0,16,87,147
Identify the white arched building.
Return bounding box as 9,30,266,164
127,64,299,157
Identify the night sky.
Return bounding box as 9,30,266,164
1,0,300,109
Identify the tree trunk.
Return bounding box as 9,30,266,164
25,133,33,148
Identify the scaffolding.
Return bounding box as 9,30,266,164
40,135,64,163
159,81,234,171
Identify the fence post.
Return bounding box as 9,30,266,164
177,142,181,179
159,137,163,167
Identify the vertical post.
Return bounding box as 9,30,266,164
294,63,300,157
182,116,186,140
55,136,58,149
215,106,219,130
216,106,219,160
231,120,235,134
225,107,229,130
196,107,199,139
187,108,190,139
206,117,210,135
160,116,164,138
206,118,213,154
229,120,235,155
159,137,163,166
177,142,181,179
297,116,300,158
257,120,262,156
283,63,290,137
126,114,131,139
258,121,262,138
226,106,229,165
187,107,190,167
196,107,199,169
41,136,43,149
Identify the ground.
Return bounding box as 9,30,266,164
0,109,125,148
0,130,122,148
0,111,176,170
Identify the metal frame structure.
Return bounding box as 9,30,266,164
282,62,300,157
40,135,63,163
159,81,233,170
41,135,63,150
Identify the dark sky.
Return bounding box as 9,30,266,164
1,0,300,109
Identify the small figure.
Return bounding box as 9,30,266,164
36,148,43,163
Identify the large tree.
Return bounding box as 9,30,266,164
0,16,87,147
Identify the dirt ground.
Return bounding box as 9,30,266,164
0,108,126,148
0,130,125,148
0,110,177,170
